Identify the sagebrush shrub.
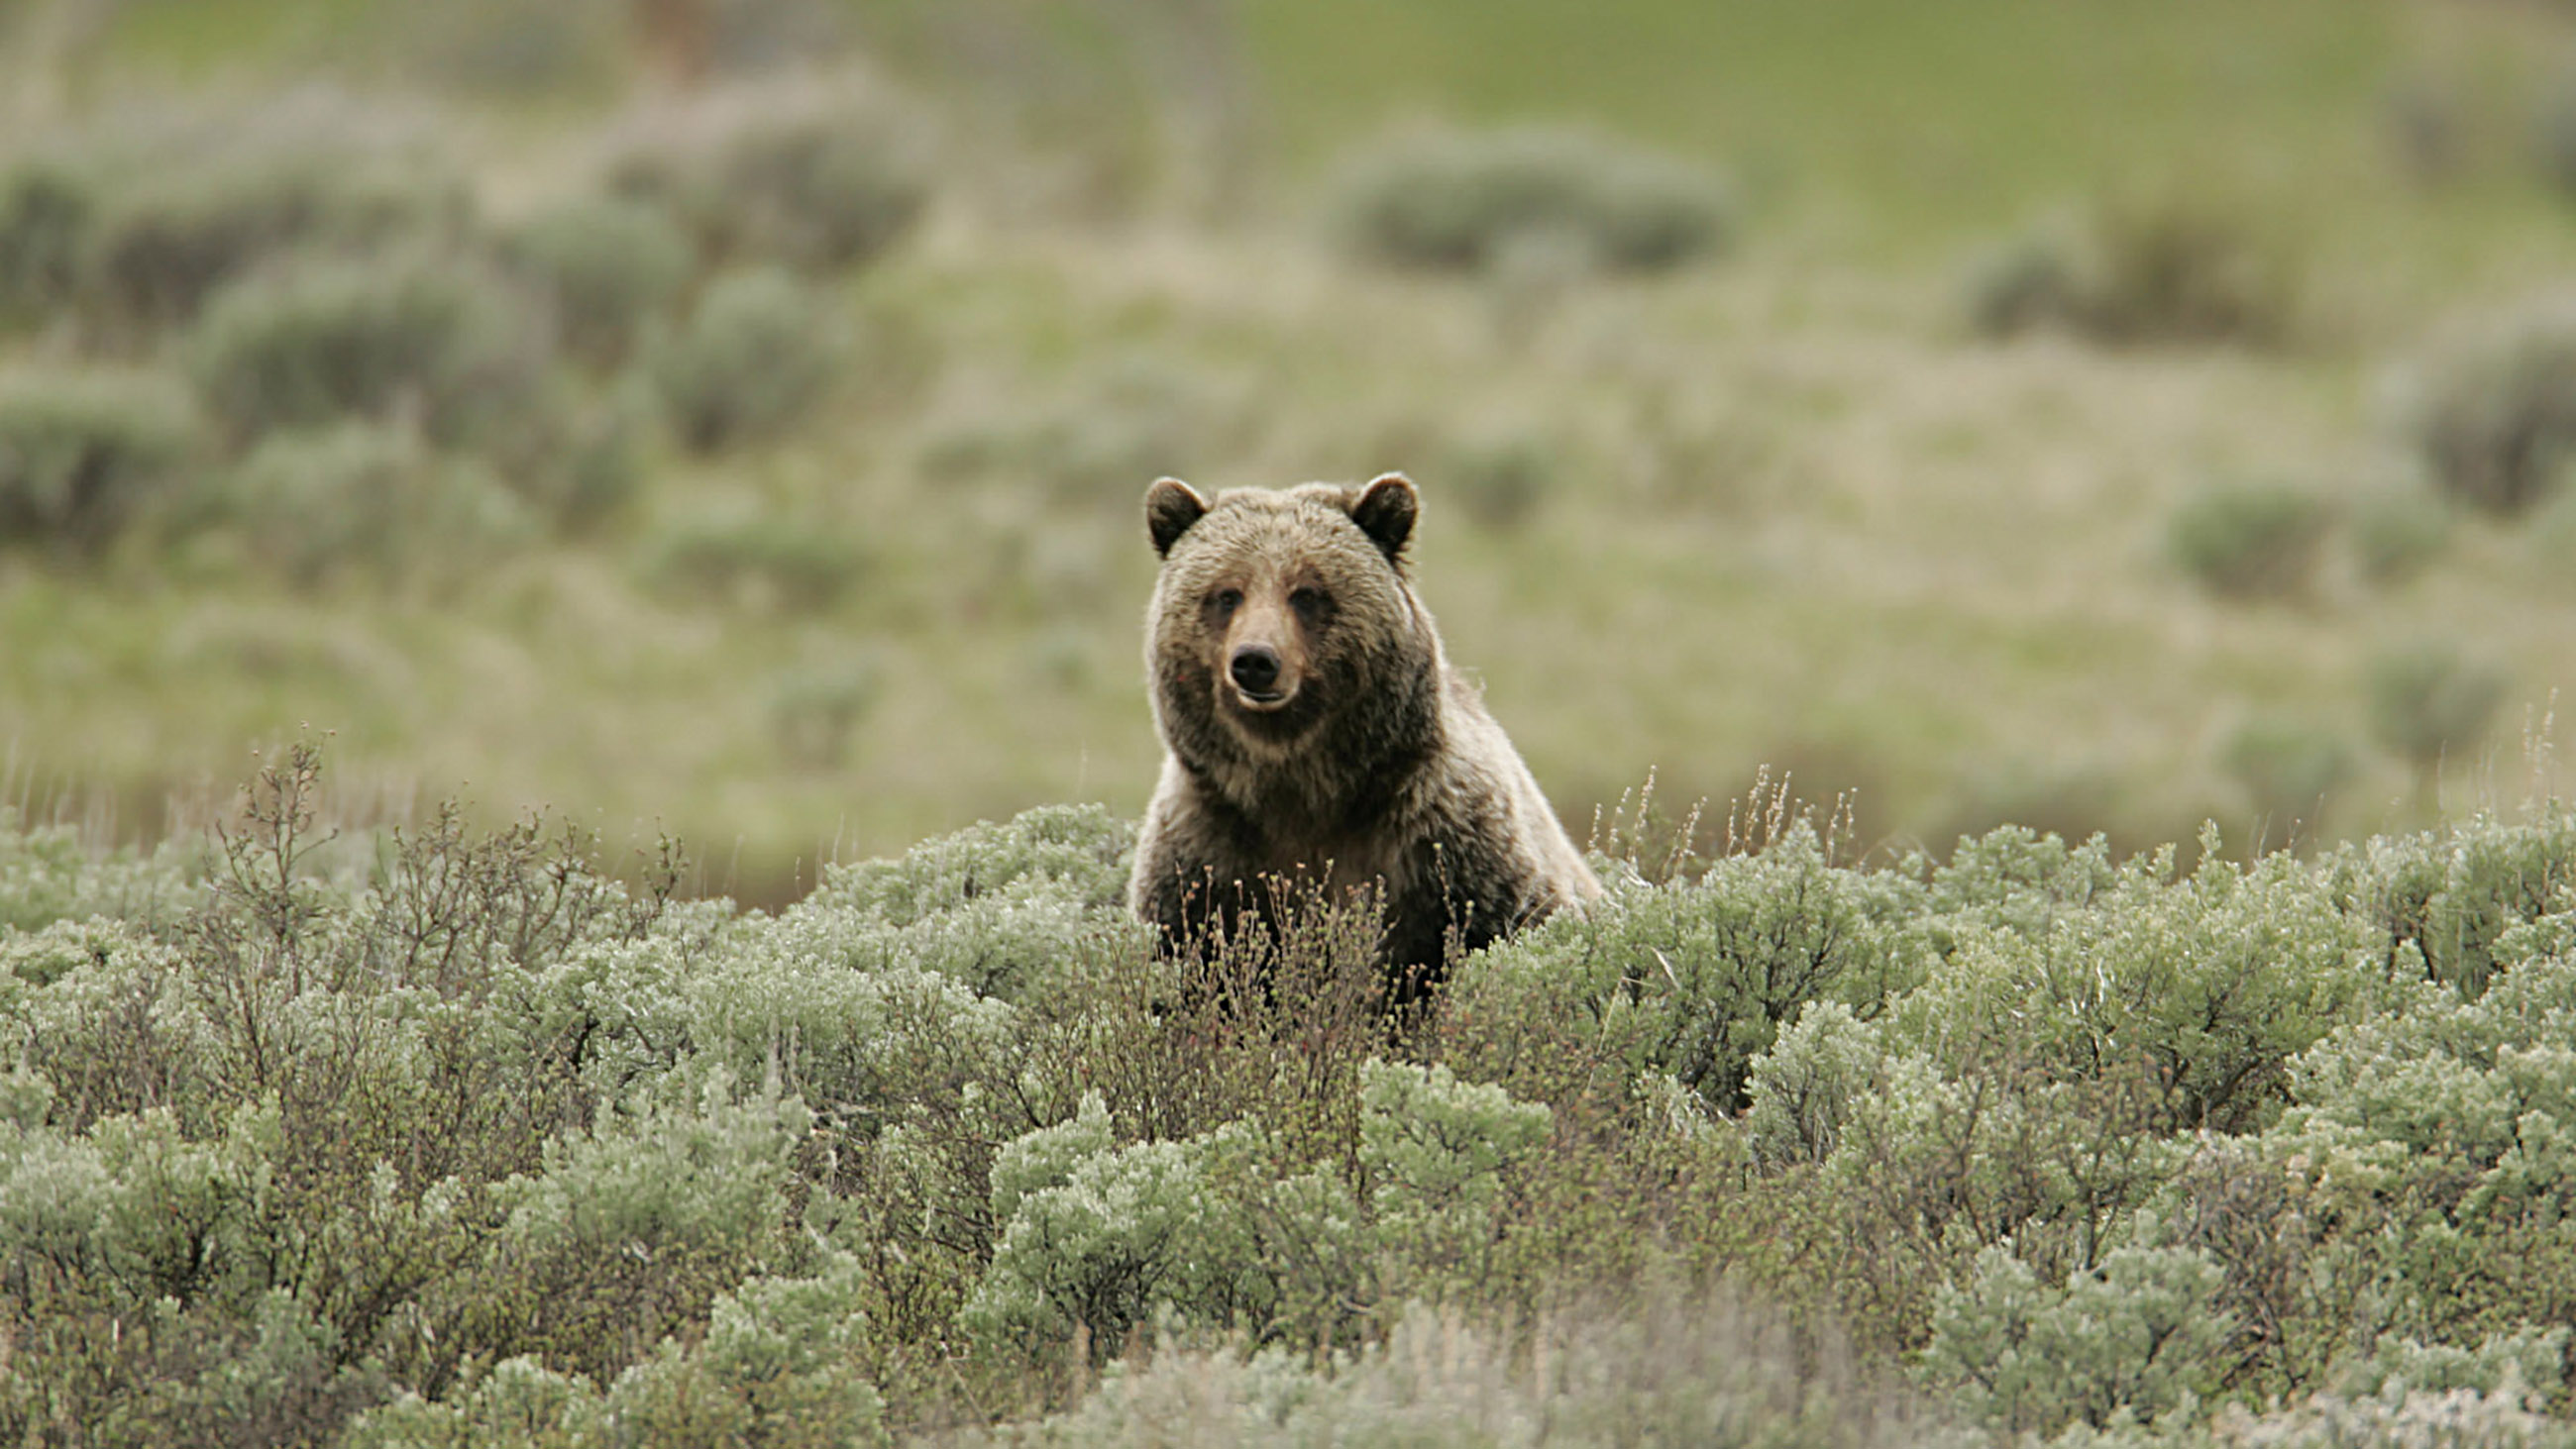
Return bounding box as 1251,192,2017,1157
914,351,1249,506
613,101,928,273
1968,190,2294,346
216,421,535,588
85,149,466,336
2168,479,2331,600
12,754,2576,1445
2350,483,2454,585
1329,125,1735,276
1442,427,1555,531
1922,1244,2232,1438
185,252,545,446
1893,832,2383,1134
1442,817,1924,1113
2364,641,2507,777
0,811,198,933
0,156,95,328
2404,297,2576,515
648,265,846,452
502,195,696,367
2222,716,2356,836
640,506,867,612
0,367,201,554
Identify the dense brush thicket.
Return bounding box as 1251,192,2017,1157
6,753,2576,1447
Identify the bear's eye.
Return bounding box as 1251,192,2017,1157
1288,586,1328,621
1209,587,1242,617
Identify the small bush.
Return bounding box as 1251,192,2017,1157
648,266,846,452
2350,483,2454,585
214,422,536,588
2223,716,2356,835
0,368,200,554
1441,817,1922,1114
1969,191,2293,346
185,253,547,449
2537,71,2576,201
403,0,621,96
962,1292,1938,1449
768,656,882,769
641,507,866,612
0,156,97,328
85,151,466,336
2365,642,2507,775
1922,1244,2232,1439
1442,428,1556,532
2403,297,2576,515
1963,225,2084,340
1329,125,1735,276
2168,479,2330,600
613,102,928,273
501,195,695,367
915,352,1248,506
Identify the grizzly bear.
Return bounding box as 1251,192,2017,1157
1127,471,1601,996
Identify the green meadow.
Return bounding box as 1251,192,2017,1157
5,0,2575,897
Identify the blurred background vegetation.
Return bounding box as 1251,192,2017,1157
7,0,2576,901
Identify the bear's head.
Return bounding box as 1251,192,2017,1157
1141,472,1439,767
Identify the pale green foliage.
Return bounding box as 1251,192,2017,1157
2330,1327,2570,1402
2322,809,2576,997
349,1257,890,1448
82,145,466,335
0,367,201,553
2058,1384,2576,1449
640,506,869,613
2405,296,2576,515
186,252,543,446
2350,484,2454,585
988,1090,1118,1227
11,778,2576,1444
795,803,1136,1001
217,420,537,588
648,265,847,452
1924,1244,2232,1438
966,1294,1950,1449
0,156,93,326
613,102,929,274
965,1118,1231,1347
2365,642,2508,775
2169,480,2331,601
0,811,199,931
502,195,695,367
1892,830,2382,1133
1330,125,1736,276
1743,998,1882,1166
1443,817,1922,1111
1966,189,2295,346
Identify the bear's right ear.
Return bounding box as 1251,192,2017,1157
1145,477,1211,558
1350,472,1418,562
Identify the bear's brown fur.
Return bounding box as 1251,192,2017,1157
1127,471,1600,995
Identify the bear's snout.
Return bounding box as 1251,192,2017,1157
1229,644,1285,702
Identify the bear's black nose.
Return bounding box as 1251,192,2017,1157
1230,646,1282,695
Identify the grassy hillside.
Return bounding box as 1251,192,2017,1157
4,0,2576,904
6,756,2576,1445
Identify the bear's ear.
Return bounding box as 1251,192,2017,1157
1350,472,1417,562
1145,477,1211,558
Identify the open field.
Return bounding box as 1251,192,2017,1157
5,1,2576,898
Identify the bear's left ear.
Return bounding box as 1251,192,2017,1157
1145,477,1211,558
1351,472,1417,562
